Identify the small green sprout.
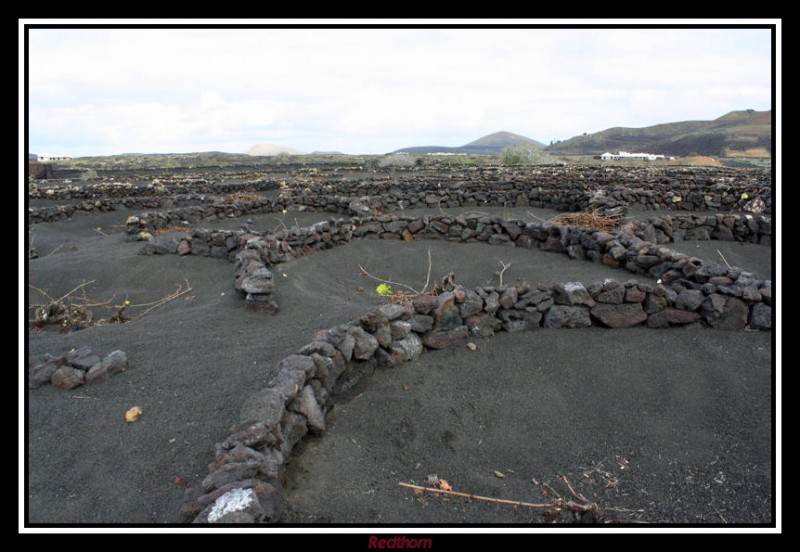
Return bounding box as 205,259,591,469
376,283,393,296
741,192,749,200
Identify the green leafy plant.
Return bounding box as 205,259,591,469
376,283,393,296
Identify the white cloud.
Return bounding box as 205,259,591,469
27,26,774,155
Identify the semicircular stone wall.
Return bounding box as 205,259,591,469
169,210,771,523
31,165,772,523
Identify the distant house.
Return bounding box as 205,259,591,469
600,151,665,161
29,153,38,161
38,154,72,162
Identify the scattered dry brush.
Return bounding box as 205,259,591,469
29,278,193,331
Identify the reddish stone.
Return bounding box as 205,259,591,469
51,366,85,390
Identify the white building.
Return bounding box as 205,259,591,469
600,151,665,161
38,154,72,162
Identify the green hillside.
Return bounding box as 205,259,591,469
546,109,771,157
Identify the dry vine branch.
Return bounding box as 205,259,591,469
400,474,640,524
717,249,732,269
28,283,55,303
359,248,434,296
421,248,432,294
44,243,65,257
28,278,192,329
54,280,97,304
127,278,192,321
526,210,548,223
400,482,556,509
498,260,512,287
436,197,446,217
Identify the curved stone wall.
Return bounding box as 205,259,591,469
168,211,771,522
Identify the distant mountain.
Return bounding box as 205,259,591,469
546,109,771,157
246,143,306,156
396,131,544,155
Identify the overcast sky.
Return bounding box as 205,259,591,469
26,25,774,157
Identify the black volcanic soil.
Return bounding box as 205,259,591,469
26,197,773,526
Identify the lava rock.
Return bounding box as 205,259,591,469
65,346,101,371
51,366,85,390
458,289,484,318
391,333,424,362
552,282,596,307
85,362,108,384
421,326,469,349
349,326,379,360
240,388,286,429
465,313,503,337
433,292,462,331
646,308,702,328
241,268,275,295
590,303,647,328
289,385,325,435
194,480,283,524
279,411,308,458
543,305,591,328
749,303,772,331
412,294,439,314
701,294,749,330
675,289,705,312
101,350,128,376
29,356,64,389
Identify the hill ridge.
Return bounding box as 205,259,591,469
547,109,771,157
396,131,544,155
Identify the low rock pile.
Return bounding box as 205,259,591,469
28,346,129,390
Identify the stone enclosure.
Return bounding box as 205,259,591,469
28,163,773,523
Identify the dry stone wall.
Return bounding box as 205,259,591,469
276,165,771,214
147,172,772,523
28,177,283,200
123,166,770,235
142,211,772,330
182,259,771,522
28,194,217,224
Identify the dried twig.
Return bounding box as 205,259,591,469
542,482,562,500
399,483,554,509
560,475,589,504
28,283,55,303
437,196,446,217
359,248,434,296
77,295,116,308
128,278,192,321
29,278,192,329
498,260,512,287
717,250,732,269
54,280,96,304
359,266,419,294
44,243,64,257
400,474,643,524
401,482,599,517
421,248,432,294
605,507,646,514
526,210,548,223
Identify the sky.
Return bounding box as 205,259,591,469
25,23,775,157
